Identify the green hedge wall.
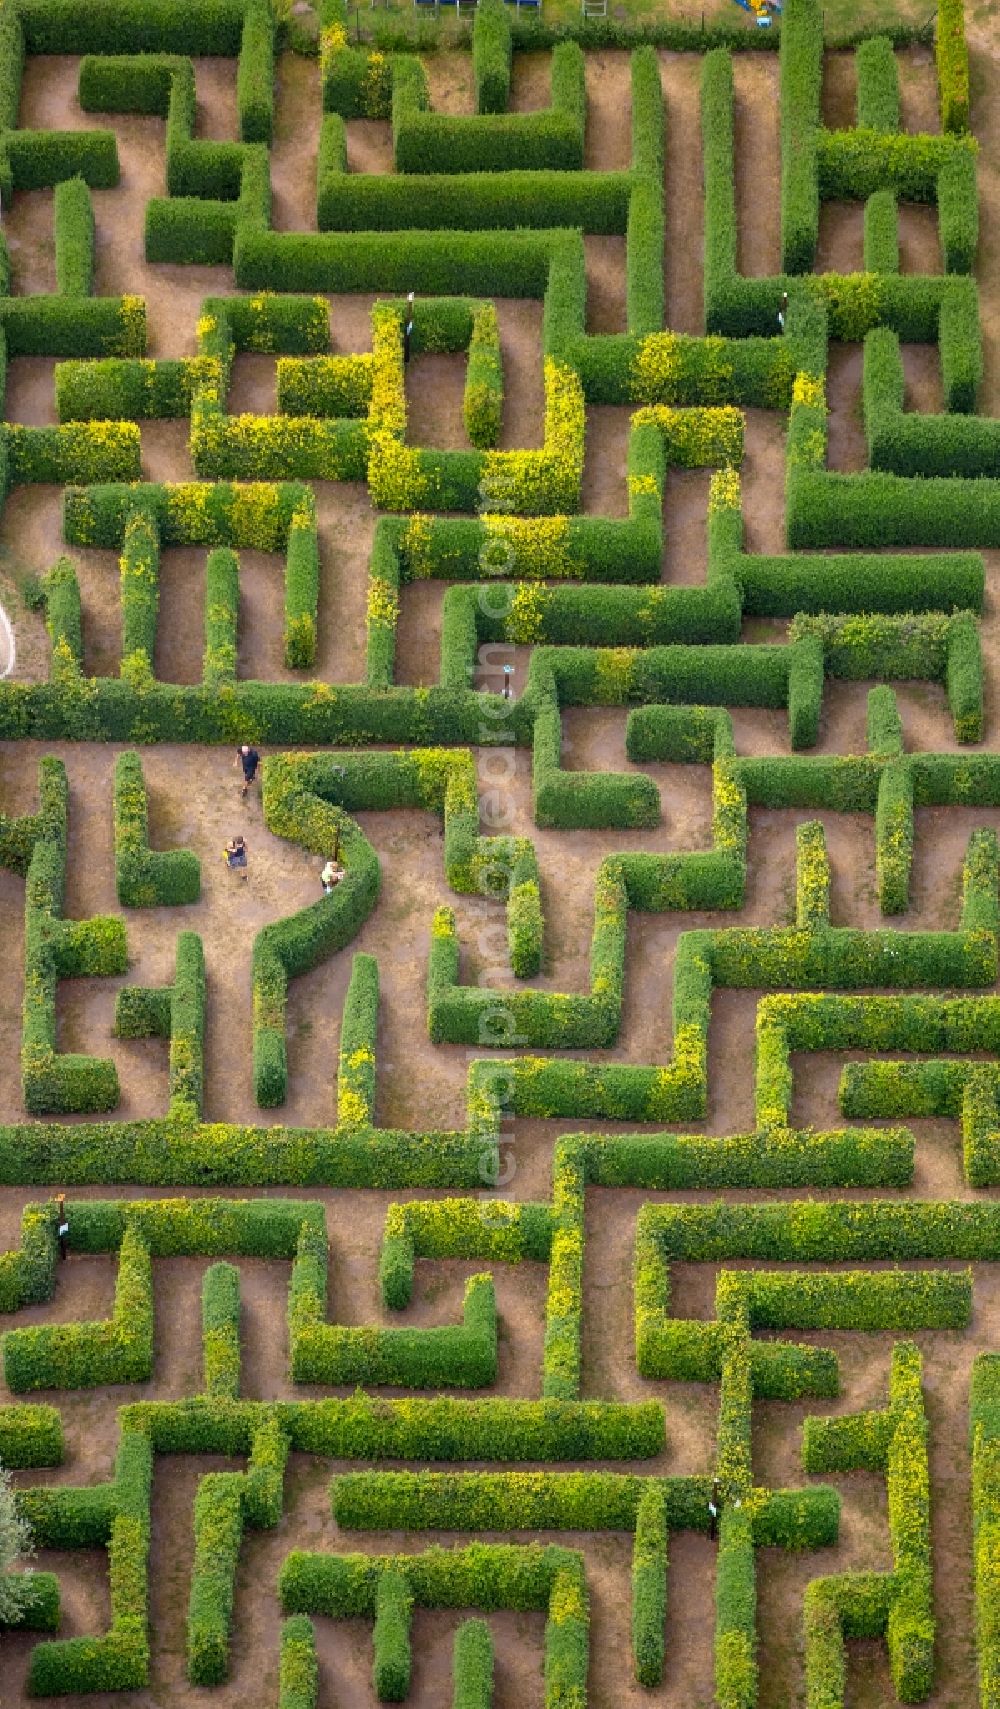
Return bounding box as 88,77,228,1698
6,127,119,192
473,0,511,114
3,1224,153,1393
863,189,899,274
237,0,275,143
463,301,503,449
395,42,585,175
937,0,970,133
113,751,201,907
864,328,999,478
318,168,630,235
780,0,823,271
254,768,381,1105
55,356,217,422
454,1619,494,1709
53,176,95,297
1,295,146,358
293,1271,498,1390
21,759,128,1116
0,1402,63,1468
203,546,239,686
20,0,244,54
201,1262,241,1399
855,35,900,132
43,558,84,671
279,1615,319,1709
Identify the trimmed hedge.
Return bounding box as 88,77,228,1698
280,1615,319,1709
24,1428,152,1691
114,931,206,1123
20,0,244,55
21,759,127,1116
113,750,201,907
863,189,899,275
855,35,900,132
284,507,320,669
0,1571,60,1633
202,1262,241,1399
788,468,1000,549
294,1265,499,1390
7,422,140,489
118,509,159,671
43,1384,654,1468
0,1,24,135
864,327,997,477
317,167,631,234
2,1224,153,1393
0,1403,64,1468
454,1619,493,1709
336,952,379,1129
394,42,585,174
972,1355,1000,1709
463,301,503,449
802,1344,933,1703
473,0,511,115
937,0,970,133
5,127,119,192
255,758,382,1105
237,0,275,143
187,1416,287,1684
43,558,84,672
632,1481,667,1686
203,546,239,686
187,1473,245,1684
53,177,95,297
374,1568,413,1701
817,129,977,203
1,295,146,358
55,355,219,422
780,0,823,272
279,1541,589,1709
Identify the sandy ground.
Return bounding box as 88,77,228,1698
659,53,705,337
1,25,1000,1709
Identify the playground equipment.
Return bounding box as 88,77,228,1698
732,0,781,24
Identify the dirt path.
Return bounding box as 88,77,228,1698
822,48,856,129
583,51,633,173
732,53,781,279
270,51,322,233
824,343,867,473
660,52,704,334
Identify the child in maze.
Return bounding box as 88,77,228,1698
321,855,344,894
225,835,248,881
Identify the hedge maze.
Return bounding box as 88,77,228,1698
1,0,1000,1700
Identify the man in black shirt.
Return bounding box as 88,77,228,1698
403,291,415,365
235,744,260,800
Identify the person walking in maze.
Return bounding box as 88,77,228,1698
403,291,415,365
235,743,260,800
321,855,344,895
777,290,789,333
321,826,344,894
225,835,249,881
56,1195,69,1261
708,1478,722,1540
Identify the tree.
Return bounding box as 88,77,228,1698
0,1459,35,1625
